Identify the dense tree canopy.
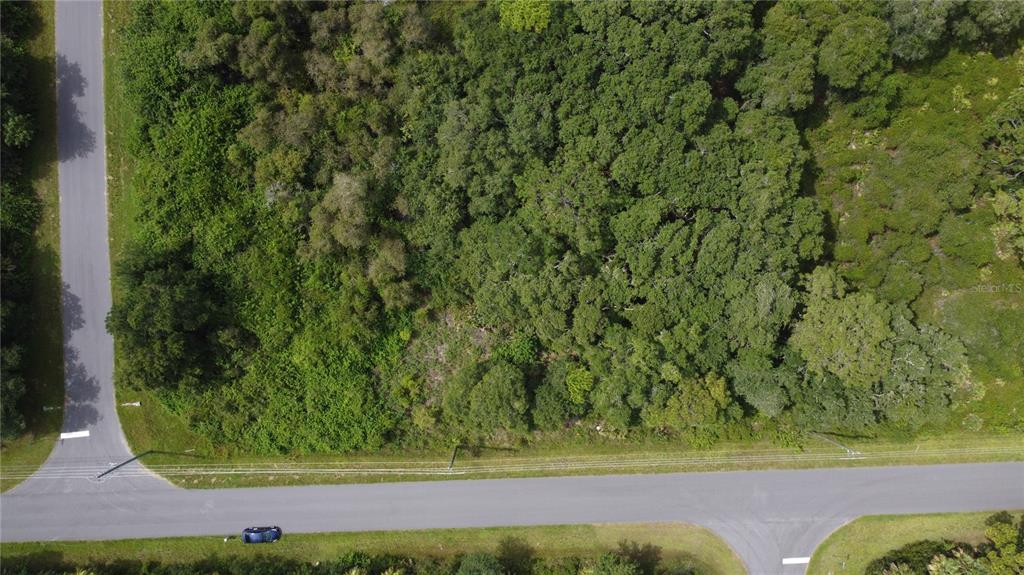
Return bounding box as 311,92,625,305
1,2,43,440
103,0,1023,455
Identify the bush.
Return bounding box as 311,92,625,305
457,553,506,575
865,540,962,575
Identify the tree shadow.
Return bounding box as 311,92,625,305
61,284,99,430
17,246,65,434
460,444,519,457
61,282,85,334
498,536,536,575
55,53,95,161
98,449,207,479
0,550,66,572
615,540,662,575
62,346,100,431
149,449,208,458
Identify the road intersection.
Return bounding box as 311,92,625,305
1,3,1021,574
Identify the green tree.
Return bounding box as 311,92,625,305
950,1,1024,45
308,173,370,254
739,1,837,113
498,0,552,33
728,350,793,418
0,0,42,439
887,0,952,62
532,360,579,431
590,554,640,575
565,366,594,406
642,373,734,447
791,268,971,431
232,1,310,89
0,346,25,439
928,550,989,575
109,0,1013,454
368,238,413,310
106,244,237,391
818,14,892,92
468,361,529,436
982,513,1024,575
792,268,894,389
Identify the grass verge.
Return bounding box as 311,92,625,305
808,511,1022,575
100,393,1024,488
0,523,745,575
103,0,141,262
0,0,63,494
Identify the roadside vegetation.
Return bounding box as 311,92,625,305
809,510,1024,575
807,47,1024,438
0,523,743,575
96,0,1023,464
0,0,62,492
98,391,1024,488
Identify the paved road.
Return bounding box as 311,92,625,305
10,0,166,495
2,3,1022,575
2,463,1023,574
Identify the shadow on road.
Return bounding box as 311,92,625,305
61,285,99,431
56,53,95,161
98,449,207,479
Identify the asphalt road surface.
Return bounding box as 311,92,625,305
2,3,1022,575
2,462,1023,574
12,0,167,496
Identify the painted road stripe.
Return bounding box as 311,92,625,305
782,557,811,565
60,430,90,439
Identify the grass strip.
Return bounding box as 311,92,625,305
808,511,1021,574
0,523,744,575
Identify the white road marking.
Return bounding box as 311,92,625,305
60,430,90,439
782,557,811,565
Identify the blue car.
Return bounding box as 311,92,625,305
242,526,282,543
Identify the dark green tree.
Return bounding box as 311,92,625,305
469,361,529,437
886,0,952,62
458,553,504,575
106,244,242,391
818,14,892,93
739,1,837,113
0,1,42,439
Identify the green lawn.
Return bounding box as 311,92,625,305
103,0,142,262
808,511,1020,575
0,523,744,575
0,0,63,494
0,432,59,492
